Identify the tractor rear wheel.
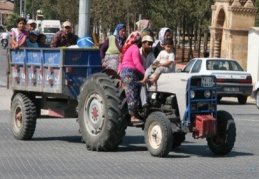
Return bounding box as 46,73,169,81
78,73,128,151
144,112,173,157
207,110,236,155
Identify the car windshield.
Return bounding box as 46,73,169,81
206,59,244,71
44,28,60,33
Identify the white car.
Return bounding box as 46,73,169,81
252,81,259,108
177,58,253,104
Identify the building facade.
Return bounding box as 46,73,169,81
0,0,14,26
209,0,257,70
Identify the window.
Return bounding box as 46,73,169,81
191,60,202,73
207,59,244,71
183,59,196,73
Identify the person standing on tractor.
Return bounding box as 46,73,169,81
100,23,126,72
50,21,78,47
138,38,175,87
118,31,144,125
153,27,172,58
139,35,155,107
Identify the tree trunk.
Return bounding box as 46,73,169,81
197,20,201,58
181,16,186,63
188,25,193,61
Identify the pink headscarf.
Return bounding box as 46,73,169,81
120,31,141,62
136,19,150,32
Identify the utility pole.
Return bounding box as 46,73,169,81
78,0,91,38
20,0,26,18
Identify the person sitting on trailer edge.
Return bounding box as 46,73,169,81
25,30,39,47
50,21,78,47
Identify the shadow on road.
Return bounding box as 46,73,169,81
218,100,255,106
172,143,254,158
32,135,83,143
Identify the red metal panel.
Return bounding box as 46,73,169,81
193,115,217,138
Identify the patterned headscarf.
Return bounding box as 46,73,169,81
113,23,126,46
158,27,171,45
136,19,150,32
120,31,141,62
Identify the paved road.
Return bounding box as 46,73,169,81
0,48,259,178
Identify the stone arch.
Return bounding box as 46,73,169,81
216,8,226,28
209,0,257,70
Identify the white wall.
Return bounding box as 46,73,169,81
247,27,259,84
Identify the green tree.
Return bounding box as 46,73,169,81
5,13,20,30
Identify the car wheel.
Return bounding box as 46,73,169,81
237,96,247,104
256,91,259,109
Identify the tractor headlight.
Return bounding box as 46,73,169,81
190,90,195,99
204,90,211,98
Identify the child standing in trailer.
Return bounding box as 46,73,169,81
138,38,175,86
10,17,28,49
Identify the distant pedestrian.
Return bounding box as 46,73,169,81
50,21,78,47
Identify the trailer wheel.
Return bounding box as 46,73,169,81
11,93,37,140
237,96,247,104
78,73,128,151
145,112,173,157
207,110,236,155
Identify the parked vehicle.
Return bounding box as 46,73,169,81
7,48,236,157
252,81,259,108
177,58,253,104
39,20,61,34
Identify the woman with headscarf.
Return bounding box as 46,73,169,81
118,31,144,125
100,23,126,72
154,27,172,58
136,19,154,39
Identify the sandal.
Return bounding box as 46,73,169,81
130,116,144,126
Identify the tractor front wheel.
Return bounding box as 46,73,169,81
207,110,236,155
144,112,173,157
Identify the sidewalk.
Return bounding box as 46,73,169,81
0,87,12,110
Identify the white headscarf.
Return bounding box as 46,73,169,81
158,27,171,45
